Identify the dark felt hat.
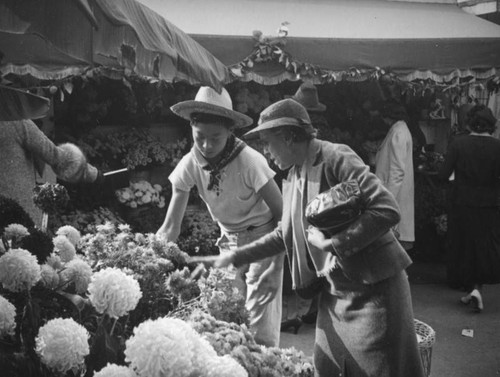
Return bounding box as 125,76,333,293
244,98,315,137
0,85,50,121
287,82,326,112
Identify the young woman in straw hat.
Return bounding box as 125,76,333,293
196,98,425,377
156,86,283,347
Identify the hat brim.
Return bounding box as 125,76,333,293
283,95,326,113
243,117,313,138
171,100,253,128
0,85,51,121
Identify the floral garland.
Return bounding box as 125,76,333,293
230,29,388,84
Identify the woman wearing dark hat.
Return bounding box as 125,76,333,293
375,100,415,251
438,104,500,312
156,86,284,347
196,99,425,376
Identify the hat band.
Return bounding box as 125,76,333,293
258,116,310,126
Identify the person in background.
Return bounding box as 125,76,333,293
0,112,100,228
196,99,424,377
156,86,283,347
375,100,415,250
438,104,500,312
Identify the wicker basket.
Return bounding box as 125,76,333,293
415,319,436,377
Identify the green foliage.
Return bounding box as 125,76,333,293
78,128,188,170
48,207,125,236
177,207,220,256
0,194,35,231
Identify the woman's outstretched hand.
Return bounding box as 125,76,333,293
188,252,235,268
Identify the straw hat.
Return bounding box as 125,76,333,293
171,86,253,128
244,98,315,137
288,82,326,113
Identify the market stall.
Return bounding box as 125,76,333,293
0,0,231,90
139,0,500,85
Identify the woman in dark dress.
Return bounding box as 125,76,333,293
438,104,500,312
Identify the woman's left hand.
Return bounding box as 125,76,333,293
306,226,331,252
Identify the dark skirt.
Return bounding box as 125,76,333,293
446,206,500,290
314,270,424,377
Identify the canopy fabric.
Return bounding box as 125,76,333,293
0,0,231,91
0,85,51,121
139,0,500,84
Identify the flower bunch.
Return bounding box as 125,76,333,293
177,208,220,256
124,316,247,377
0,248,41,292
35,317,90,374
80,222,189,323
188,310,314,377
197,268,249,325
0,295,16,337
88,267,142,318
79,128,188,170
94,363,138,377
32,182,70,214
116,180,166,208
3,223,29,242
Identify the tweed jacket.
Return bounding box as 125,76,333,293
233,139,412,285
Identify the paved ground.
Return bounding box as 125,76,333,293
279,261,500,377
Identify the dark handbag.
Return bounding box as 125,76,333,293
305,180,363,236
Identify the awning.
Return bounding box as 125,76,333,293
0,0,232,91
139,0,500,84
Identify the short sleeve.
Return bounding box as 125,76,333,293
168,153,196,192
242,147,275,193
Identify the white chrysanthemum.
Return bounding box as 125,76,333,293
118,224,131,233
35,318,89,373
3,224,30,240
40,264,60,290
0,295,16,337
60,258,92,294
96,222,115,234
53,235,76,263
88,268,142,318
125,318,199,377
94,363,137,377
206,355,248,377
56,226,81,247
45,253,63,270
0,249,41,292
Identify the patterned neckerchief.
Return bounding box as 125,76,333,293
202,135,246,195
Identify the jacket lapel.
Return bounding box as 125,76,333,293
306,140,324,204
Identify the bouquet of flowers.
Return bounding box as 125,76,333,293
115,180,166,209
32,183,70,214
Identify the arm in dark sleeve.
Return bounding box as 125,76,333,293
232,224,286,267
324,144,401,260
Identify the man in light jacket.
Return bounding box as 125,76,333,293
375,100,415,250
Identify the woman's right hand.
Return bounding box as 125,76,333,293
188,252,235,268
